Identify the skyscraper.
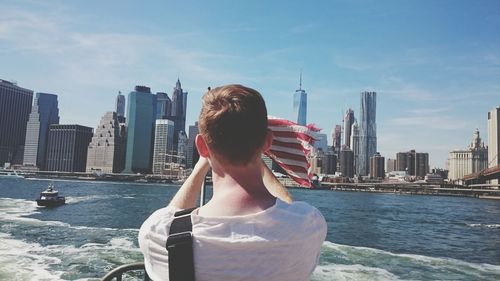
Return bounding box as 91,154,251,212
156,92,172,120
386,158,397,173
186,122,199,169
415,152,429,178
332,125,342,154
45,125,93,172
370,152,385,179
343,108,355,148
152,119,175,174
177,131,188,166
357,91,377,176
313,133,328,152
116,91,126,123
170,79,188,149
350,120,360,176
0,79,33,166
340,147,354,178
123,86,157,174
23,93,59,170
488,107,499,185
86,111,125,173
293,73,307,126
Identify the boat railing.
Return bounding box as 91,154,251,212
101,262,150,281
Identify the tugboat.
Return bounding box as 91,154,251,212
36,182,65,207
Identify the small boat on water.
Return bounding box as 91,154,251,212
0,168,24,179
36,182,65,207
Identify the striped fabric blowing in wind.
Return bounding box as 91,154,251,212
265,116,320,188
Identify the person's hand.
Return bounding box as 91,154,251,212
195,156,210,171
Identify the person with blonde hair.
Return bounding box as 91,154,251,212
139,84,326,281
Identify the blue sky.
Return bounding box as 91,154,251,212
1,0,499,168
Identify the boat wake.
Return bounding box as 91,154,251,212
312,241,500,281
1,197,499,280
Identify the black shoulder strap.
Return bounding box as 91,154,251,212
166,208,196,281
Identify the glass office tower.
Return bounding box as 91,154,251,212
0,79,33,166
357,91,377,176
123,86,157,174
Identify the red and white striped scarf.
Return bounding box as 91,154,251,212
265,116,320,188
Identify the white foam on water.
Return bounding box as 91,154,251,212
319,241,500,279
0,198,70,228
0,232,64,281
312,263,401,281
468,223,500,229
65,194,124,204
0,231,142,281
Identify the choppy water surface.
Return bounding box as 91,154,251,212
1,178,499,280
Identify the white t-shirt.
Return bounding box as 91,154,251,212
138,199,327,281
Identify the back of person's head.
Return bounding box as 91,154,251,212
199,84,268,166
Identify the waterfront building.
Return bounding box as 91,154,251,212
293,73,307,126
350,120,360,176
448,129,488,181
86,112,124,173
123,86,157,174
116,92,126,123
156,92,172,120
386,158,396,173
332,125,342,154
370,152,385,179
396,150,429,177
0,79,33,166
310,149,324,174
324,149,337,175
415,152,430,178
170,79,188,149
396,152,408,173
357,91,377,176
186,122,199,169
343,108,355,148
45,125,93,172
23,93,59,170
340,147,354,178
152,119,175,174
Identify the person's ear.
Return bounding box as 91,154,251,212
262,129,274,152
195,134,210,158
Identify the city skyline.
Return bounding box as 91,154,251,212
1,0,499,168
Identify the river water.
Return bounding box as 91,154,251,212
1,177,499,280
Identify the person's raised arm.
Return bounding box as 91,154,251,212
168,157,210,209
261,160,293,203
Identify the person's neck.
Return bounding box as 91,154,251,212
198,159,276,217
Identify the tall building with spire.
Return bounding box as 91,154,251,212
169,79,188,150
343,108,355,148
23,93,59,170
293,73,307,126
448,128,488,181
357,91,377,176
0,79,33,166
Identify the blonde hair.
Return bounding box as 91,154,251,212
199,84,268,165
